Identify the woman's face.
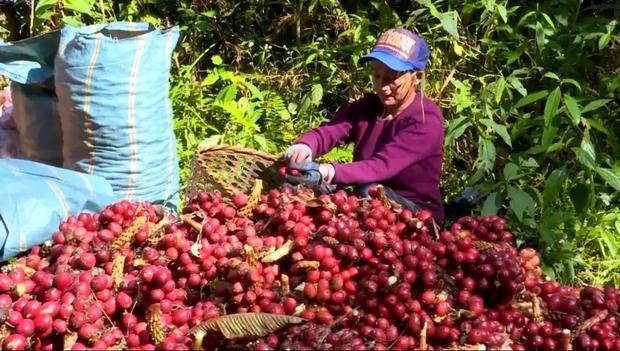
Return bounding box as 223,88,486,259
371,60,417,108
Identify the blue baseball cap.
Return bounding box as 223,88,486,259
360,28,430,72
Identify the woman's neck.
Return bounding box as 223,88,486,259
382,89,417,120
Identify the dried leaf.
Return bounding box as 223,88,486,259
240,180,263,217
0,307,9,323
133,258,148,267
108,338,128,351
261,240,294,263
322,236,339,246
577,310,608,334
1,262,36,277
532,295,544,324
447,343,486,350
304,198,326,208
182,214,203,233
189,313,304,339
473,240,497,251
111,255,126,291
147,217,171,247
420,321,428,351
190,242,203,258
295,260,320,271
293,304,306,316
111,216,148,251
64,331,78,350
244,244,258,267
146,304,166,345
376,185,392,209
560,329,572,351
280,274,290,296
0,324,10,339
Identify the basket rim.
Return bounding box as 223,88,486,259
196,143,280,162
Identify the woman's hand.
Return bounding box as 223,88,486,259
318,164,335,184
284,144,312,165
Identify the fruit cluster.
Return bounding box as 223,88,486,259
0,186,617,350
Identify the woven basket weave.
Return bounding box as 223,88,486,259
185,144,284,201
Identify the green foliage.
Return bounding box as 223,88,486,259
1,0,618,286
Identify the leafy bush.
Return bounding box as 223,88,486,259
1,0,618,286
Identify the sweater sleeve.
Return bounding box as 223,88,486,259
332,111,442,185
294,98,364,158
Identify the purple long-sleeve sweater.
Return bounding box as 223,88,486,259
296,92,445,224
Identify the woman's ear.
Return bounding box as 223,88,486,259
410,70,424,89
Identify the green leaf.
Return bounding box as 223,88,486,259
444,116,472,146
514,90,548,109
202,10,217,18
581,99,611,114
596,167,620,191
310,84,323,106
495,77,506,103
480,119,512,147
503,163,521,181
540,227,557,245
543,72,560,80
287,102,298,115
198,135,221,149
481,191,502,215
542,124,558,147
561,79,582,91
563,95,580,126
541,13,556,30
63,0,92,14
305,53,317,65
520,157,539,168
216,84,237,105
243,82,264,100
543,167,567,205
507,76,527,96
598,32,611,50
211,55,223,66
581,131,596,162
508,186,536,221
202,73,219,86
439,13,459,38
497,4,508,23
535,22,545,51
570,183,592,214
586,119,612,137
254,135,268,151
476,137,496,171
571,147,595,170
543,87,561,126
35,0,58,18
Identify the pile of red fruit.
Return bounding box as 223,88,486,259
0,186,618,350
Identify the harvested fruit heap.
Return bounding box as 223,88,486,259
0,186,618,350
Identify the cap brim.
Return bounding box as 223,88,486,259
359,50,415,72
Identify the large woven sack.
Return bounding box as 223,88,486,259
0,31,63,166
0,159,117,261
10,82,62,165
54,22,181,210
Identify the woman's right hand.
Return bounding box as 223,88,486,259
284,144,312,165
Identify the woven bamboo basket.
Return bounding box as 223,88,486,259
185,143,285,202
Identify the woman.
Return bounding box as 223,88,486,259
285,28,445,225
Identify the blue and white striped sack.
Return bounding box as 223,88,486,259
54,22,181,210
0,158,117,261
0,31,63,166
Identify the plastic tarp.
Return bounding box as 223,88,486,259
0,158,117,261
